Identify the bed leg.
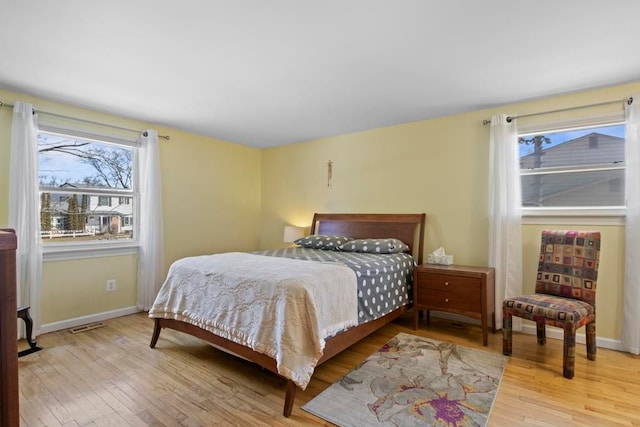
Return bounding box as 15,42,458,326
150,319,162,348
283,380,297,417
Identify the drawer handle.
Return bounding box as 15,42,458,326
445,298,449,303
445,282,449,286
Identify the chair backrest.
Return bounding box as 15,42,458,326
535,230,600,306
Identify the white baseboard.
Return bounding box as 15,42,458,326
520,323,624,351
428,311,624,351
38,307,625,352
39,306,142,335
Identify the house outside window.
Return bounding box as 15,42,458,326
38,128,139,257
518,116,625,220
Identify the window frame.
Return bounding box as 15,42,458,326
517,111,626,225
97,195,112,207
37,124,141,261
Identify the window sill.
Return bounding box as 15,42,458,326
522,207,625,226
43,241,139,262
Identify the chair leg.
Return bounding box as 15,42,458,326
563,324,576,379
502,312,512,356
536,320,546,345
586,321,596,361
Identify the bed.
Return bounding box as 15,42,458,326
148,212,426,416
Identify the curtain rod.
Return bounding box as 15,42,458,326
482,96,633,125
0,100,170,140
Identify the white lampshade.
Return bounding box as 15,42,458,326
283,225,305,243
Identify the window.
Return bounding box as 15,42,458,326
122,215,133,228
38,130,138,249
519,120,625,216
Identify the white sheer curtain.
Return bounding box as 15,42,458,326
488,114,523,330
9,102,42,338
137,129,165,310
622,95,640,355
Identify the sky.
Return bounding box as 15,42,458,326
38,133,130,187
519,124,625,157
39,149,97,184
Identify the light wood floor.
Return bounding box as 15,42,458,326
17,312,640,426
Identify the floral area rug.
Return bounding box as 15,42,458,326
302,332,507,426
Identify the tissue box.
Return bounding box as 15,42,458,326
427,254,454,265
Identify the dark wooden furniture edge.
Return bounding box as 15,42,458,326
1,228,19,427
149,213,426,417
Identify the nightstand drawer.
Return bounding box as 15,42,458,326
415,272,481,293
413,264,495,346
416,289,482,312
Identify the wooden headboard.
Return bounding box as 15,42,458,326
309,213,426,264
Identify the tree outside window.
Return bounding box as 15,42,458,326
38,132,136,243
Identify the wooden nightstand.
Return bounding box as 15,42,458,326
413,264,495,346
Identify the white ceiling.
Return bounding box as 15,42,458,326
2,1,640,148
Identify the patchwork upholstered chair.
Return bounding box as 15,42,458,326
503,230,600,379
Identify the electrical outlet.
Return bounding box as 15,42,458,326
106,279,116,292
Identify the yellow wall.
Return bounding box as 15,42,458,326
261,81,640,341
2,80,638,340
0,87,262,325
41,255,137,323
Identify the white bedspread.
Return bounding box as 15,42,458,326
148,252,358,389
